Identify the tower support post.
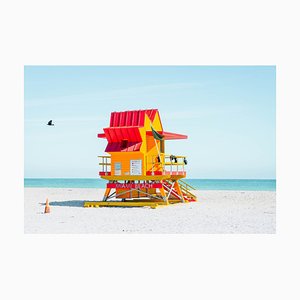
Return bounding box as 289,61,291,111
174,180,185,203
159,180,169,204
103,187,112,201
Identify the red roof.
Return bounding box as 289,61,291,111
98,109,188,151
109,109,158,127
103,126,142,143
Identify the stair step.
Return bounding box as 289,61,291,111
163,180,197,202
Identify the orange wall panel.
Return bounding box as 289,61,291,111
109,152,145,176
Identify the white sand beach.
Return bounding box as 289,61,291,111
24,188,276,234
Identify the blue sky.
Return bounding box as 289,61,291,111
24,66,276,179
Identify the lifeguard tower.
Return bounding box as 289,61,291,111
84,109,197,208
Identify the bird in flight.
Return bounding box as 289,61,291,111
47,120,54,126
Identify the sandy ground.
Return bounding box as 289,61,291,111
24,188,276,234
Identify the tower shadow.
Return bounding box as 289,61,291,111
48,200,86,207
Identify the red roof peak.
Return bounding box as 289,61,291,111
109,109,158,127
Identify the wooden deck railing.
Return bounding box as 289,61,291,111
99,154,187,176
150,154,187,175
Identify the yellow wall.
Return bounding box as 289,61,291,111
144,113,164,172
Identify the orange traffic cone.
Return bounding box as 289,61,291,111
44,198,50,214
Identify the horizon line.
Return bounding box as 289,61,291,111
24,177,276,180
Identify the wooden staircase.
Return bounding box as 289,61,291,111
163,179,197,202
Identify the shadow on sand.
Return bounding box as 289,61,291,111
47,200,149,209
49,200,86,207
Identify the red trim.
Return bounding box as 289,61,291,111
107,183,162,189
146,171,186,176
99,171,111,176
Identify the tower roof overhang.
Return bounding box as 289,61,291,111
146,131,187,140
98,131,188,140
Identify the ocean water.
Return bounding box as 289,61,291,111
24,178,276,191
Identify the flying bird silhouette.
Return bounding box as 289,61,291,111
47,120,54,126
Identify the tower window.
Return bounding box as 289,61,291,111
121,139,128,150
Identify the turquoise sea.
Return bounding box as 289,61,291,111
24,178,276,191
